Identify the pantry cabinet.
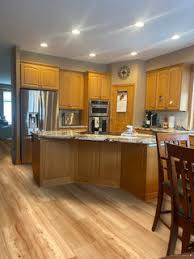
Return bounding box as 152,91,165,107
88,72,111,100
145,64,191,111
59,70,84,109
21,62,59,90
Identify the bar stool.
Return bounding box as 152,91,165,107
167,143,194,255
152,133,190,231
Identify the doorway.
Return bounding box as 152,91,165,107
110,84,135,134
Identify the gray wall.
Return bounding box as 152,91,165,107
109,60,146,126
146,44,194,71
21,51,109,73
0,47,11,85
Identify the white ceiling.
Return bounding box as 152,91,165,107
1,0,194,64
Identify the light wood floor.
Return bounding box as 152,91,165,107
0,141,181,259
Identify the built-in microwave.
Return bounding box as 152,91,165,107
89,100,109,117
59,110,80,127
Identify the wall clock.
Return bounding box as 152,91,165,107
118,65,130,80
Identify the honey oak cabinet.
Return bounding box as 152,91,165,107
145,64,191,111
21,62,59,90
88,72,111,100
21,63,40,88
145,71,157,110
156,69,169,110
59,70,84,109
40,66,59,90
168,65,182,110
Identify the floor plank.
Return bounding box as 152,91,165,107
0,141,181,258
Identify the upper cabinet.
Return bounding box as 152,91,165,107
21,63,40,88
168,66,182,110
145,71,157,110
21,62,59,90
40,66,59,90
87,72,111,100
59,70,84,109
156,69,169,110
145,64,191,111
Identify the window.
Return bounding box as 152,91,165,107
3,91,12,124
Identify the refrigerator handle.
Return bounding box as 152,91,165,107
39,93,43,130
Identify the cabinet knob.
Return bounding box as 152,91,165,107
169,100,173,105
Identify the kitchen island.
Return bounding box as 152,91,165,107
32,131,158,201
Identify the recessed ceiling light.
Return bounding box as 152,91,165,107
130,51,138,56
40,42,48,47
89,53,96,57
171,34,180,40
135,21,144,28
72,29,80,35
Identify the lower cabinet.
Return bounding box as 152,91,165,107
76,141,121,187
39,140,76,185
32,138,158,201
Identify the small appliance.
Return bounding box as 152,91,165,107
143,111,158,128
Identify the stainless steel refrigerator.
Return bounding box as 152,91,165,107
20,89,58,164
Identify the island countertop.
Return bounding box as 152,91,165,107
32,130,157,145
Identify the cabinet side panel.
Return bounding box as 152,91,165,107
120,143,147,200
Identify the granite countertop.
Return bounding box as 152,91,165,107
135,126,194,134
32,130,156,146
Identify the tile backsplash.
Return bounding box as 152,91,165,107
157,111,189,129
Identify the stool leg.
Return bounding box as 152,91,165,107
181,230,190,253
167,220,178,255
152,184,163,231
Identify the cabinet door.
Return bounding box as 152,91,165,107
88,73,101,99
156,69,169,110
59,71,71,108
70,72,84,109
145,72,157,110
110,85,134,134
168,66,182,110
40,67,59,90
21,63,40,88
101,75,111,100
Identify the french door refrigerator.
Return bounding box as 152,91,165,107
20,89,58,164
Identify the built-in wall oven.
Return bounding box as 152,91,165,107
88,100,109,134
89,100,109,117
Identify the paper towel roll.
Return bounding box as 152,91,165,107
168,116,175,128
94,117,99,128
